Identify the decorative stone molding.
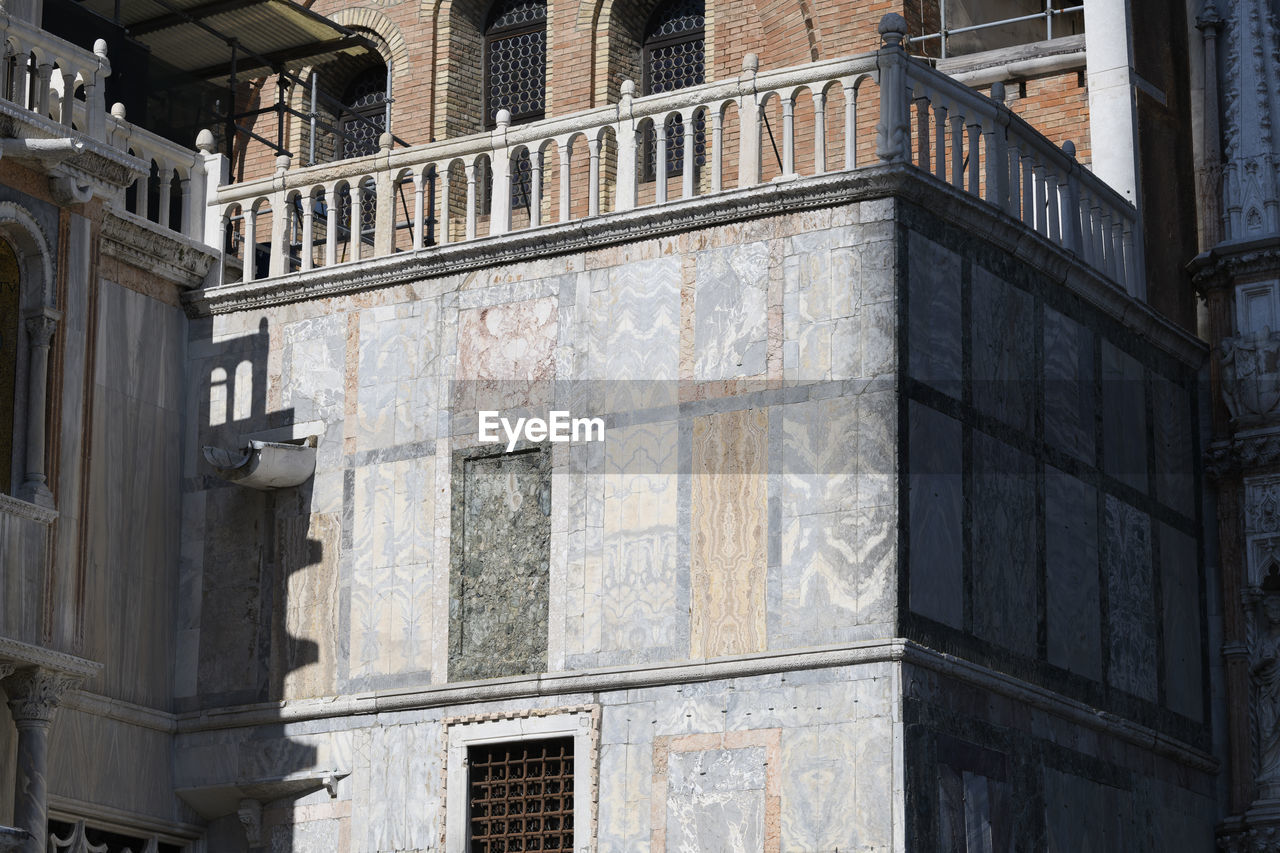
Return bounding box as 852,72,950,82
2,668,83,724
22,311,56,348
0,493,58,525
0,635,100,679
236,799,261,847
0,98,146,200
100,211,216,290
1191,235,1280,295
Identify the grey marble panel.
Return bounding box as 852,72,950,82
908,401,963,628
1104,495,1156,700
1045,466,1101,680
1043,768,1134,852
1152,375,1195,518
970,431,1037,657
95,282,186,413
1102,342,1148,493
666,747,766,853
1043,307,1096,464
1159,523,1203,720
694,242,769,379
971,267,1034,433
907,232,961,398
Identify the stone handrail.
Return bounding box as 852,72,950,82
0,10,109,140
105,110,215,239
875,15,1143,296
199,13,1140,297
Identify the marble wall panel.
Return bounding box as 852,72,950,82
1159,523,1203,720
664,746,769,852
1043,767,1135,851
276,512,341,700
1045,466,1101,680
356,300,440,451
48,710,179,823
1104,495,1157,701
457,297,558,411
1043,308,1096,465
694,242,769,380
281,313,348,425
971,267,1034,433
1152,376,1196,518
970,431,1037,657
1101,342,1148,493
350,721,443,853
907,232,961,398
587,258,682,382
691,408,768,658
0,508,46,644
348,458,435,685
908,402,963,628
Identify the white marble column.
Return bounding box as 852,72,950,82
3,668,77,853
17,310,57,508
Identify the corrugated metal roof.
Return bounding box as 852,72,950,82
75,0,375,81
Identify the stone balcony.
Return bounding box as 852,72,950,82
181,14,1141,312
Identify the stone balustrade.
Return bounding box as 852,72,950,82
0,10,109,140
106,109,214,239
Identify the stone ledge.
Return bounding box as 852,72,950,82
60,690,177,733
0,635,99,679
101,209,217,290
0,492,57,525
936,35,1086,86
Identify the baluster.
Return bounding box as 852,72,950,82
137,159,151,221
655,121,668,204
782,96,795,175
1122,220,1138,296
932,102,946,182
1032,162,1047,236
949,112,963,190
179,175,192,236
589,137,601,215
439,168,452,245
966,122,980,195
982,120,1001,208
324,186,338,265
559,144,571,222
412,171,425,248
843,80,857,168
682,113,695,197
244,204,257,282
914,92,930,172
301,189,315,271
616,80,638,211
1111,215,1125,286
530,148,543,227
1020,149,1034,227
1098,205,1113,277
59,67,74,125
465,163,477,240
270,189,289,277
36,60,52,116
157,166,172,230
351,182,363,262
711,108,723,191
813,90,826,175
1045,166,1060,242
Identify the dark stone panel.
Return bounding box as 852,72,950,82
971,266,1035,434
1159,523,1203,721
971,430,1037,657
907,231,962,399
1151,376,1195,519
449,447,551,681
1101,342,1148,493
908,401,963,628
1045,466,1101,680
1043,307,1096,465
1104,495,1157,701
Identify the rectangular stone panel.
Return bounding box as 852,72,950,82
665,747,767,853
1152,375,1196,519
970,431,1037,656
907,232,962,398
1102,342,1148,493
1045,466,1101,680
971,267,1034,433
1043,307,1096,465
908,401,964,628
1104,495,1157,700
1160,523,1203,720
449,448,551,680
690,408,768,658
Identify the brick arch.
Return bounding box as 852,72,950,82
326,7,411,78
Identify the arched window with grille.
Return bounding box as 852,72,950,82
642,0,705,180
484,0,547,127
340,65,388,160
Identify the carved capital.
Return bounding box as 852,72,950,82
3,667,81,724
237,798,262,847
23,312,57,348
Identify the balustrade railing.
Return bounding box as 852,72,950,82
0,10,108,139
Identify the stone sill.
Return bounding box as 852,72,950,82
0,492,57,525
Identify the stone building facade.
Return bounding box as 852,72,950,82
0,0,1255,851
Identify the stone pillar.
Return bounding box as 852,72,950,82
17,310,57,508
3,668,77,853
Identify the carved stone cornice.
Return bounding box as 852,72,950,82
2,668,82,724
0,635,100,679
1191,235,1280,294
101,210,216,290
1207,434,1280,479
0,492,58,525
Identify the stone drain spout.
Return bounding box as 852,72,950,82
203,435,318,490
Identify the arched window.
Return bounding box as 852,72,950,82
642,0,705,179
0,237,17,494
339,65,388,160
484,0,547,128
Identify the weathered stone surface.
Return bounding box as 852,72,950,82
665,747,767,852
1045,466,1101,680
1104,495,1156,701
908,401,963,628
1102,342,1148,493
971,266,1034,433
694,242,769,379
1043,307,1096,465
1159,523,1203,720
449,448,551,680
907,232,961,398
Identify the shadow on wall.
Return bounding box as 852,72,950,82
180,316,333,853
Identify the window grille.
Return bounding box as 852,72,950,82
468,737,574,853
338,67,387,239
642,0,705,181
485,0,547,127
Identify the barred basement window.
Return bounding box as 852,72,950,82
468,737,574,852
642,0,705,181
